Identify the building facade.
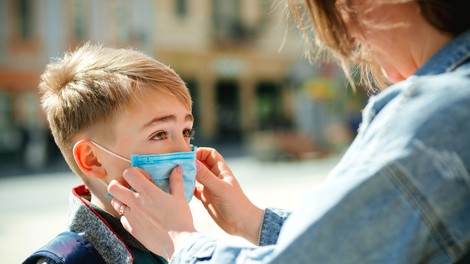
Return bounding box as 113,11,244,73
0,0,357,170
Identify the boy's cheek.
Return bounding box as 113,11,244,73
110,174,132,189
104,161,131,181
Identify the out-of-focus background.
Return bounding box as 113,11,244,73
0,0,368,263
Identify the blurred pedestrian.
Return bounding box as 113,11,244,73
108,1,470,263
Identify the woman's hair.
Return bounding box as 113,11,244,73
287,0,470,91
40,42,191,177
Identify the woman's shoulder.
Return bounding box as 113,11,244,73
363,67,470,131
413,66,470,95
358,69,470,156
405,69,470,121
386,69,470,152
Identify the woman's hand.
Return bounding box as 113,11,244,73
108,166,196,260
195,147,264,245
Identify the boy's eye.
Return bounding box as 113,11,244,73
151,131,168,141
183,129,195,139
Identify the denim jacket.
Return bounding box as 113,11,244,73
171,30,470,264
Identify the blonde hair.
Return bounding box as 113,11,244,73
39,42,191,178
286,0,470,91
286,0,400,91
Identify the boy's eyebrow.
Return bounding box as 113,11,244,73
185,114,194,122
142,114,194,130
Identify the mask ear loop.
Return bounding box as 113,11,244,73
86,140,131,198
89,140,131,163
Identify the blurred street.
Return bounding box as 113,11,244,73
0,1,362,262
0,152,341,263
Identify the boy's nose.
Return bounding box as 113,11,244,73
170,136,192,153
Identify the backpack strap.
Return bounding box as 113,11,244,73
22,231,106,264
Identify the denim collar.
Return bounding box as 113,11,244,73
414,29,470,76
361,29,470,130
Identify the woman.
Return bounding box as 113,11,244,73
108,1,470,263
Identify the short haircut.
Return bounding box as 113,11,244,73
39,42,192,178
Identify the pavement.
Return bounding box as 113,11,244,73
0,153,341,263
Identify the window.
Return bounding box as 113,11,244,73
215,80,241,141
0,92,21,153
212,0,241,42
256,82,283,130
176,0,188,17
74,0,86,39
17,0,32,39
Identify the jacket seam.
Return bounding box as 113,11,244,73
384,163,461,261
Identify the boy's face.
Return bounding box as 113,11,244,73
96,88,194,180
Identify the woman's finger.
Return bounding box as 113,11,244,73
197,148,224,168
119,215,133,235
110,198,124,212
108,178,139,208
197,148,233,178
195,160,225,190
169,166,184,198
121,167,160,196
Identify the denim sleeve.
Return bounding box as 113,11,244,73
258,208,292,246
170,208,291,264
170,232,278,264
170,160,470,264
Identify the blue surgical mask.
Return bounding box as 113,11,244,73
91,141,197,203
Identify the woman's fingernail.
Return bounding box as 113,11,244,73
123,167,136,178
196,161,202,171
176,166,182,174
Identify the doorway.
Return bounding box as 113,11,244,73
215,80,241,142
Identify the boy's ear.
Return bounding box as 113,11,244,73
73,140,106,179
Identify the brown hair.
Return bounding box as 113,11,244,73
287,0,470,91
39,42,191,178
418,0,470,37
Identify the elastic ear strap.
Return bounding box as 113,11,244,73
89,140,131,163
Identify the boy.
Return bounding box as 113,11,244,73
23,43,196,264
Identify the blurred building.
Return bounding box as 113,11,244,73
0,0,362,171
154,0,310,143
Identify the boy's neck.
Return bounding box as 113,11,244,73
87,179,120,218
91,193,120,218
